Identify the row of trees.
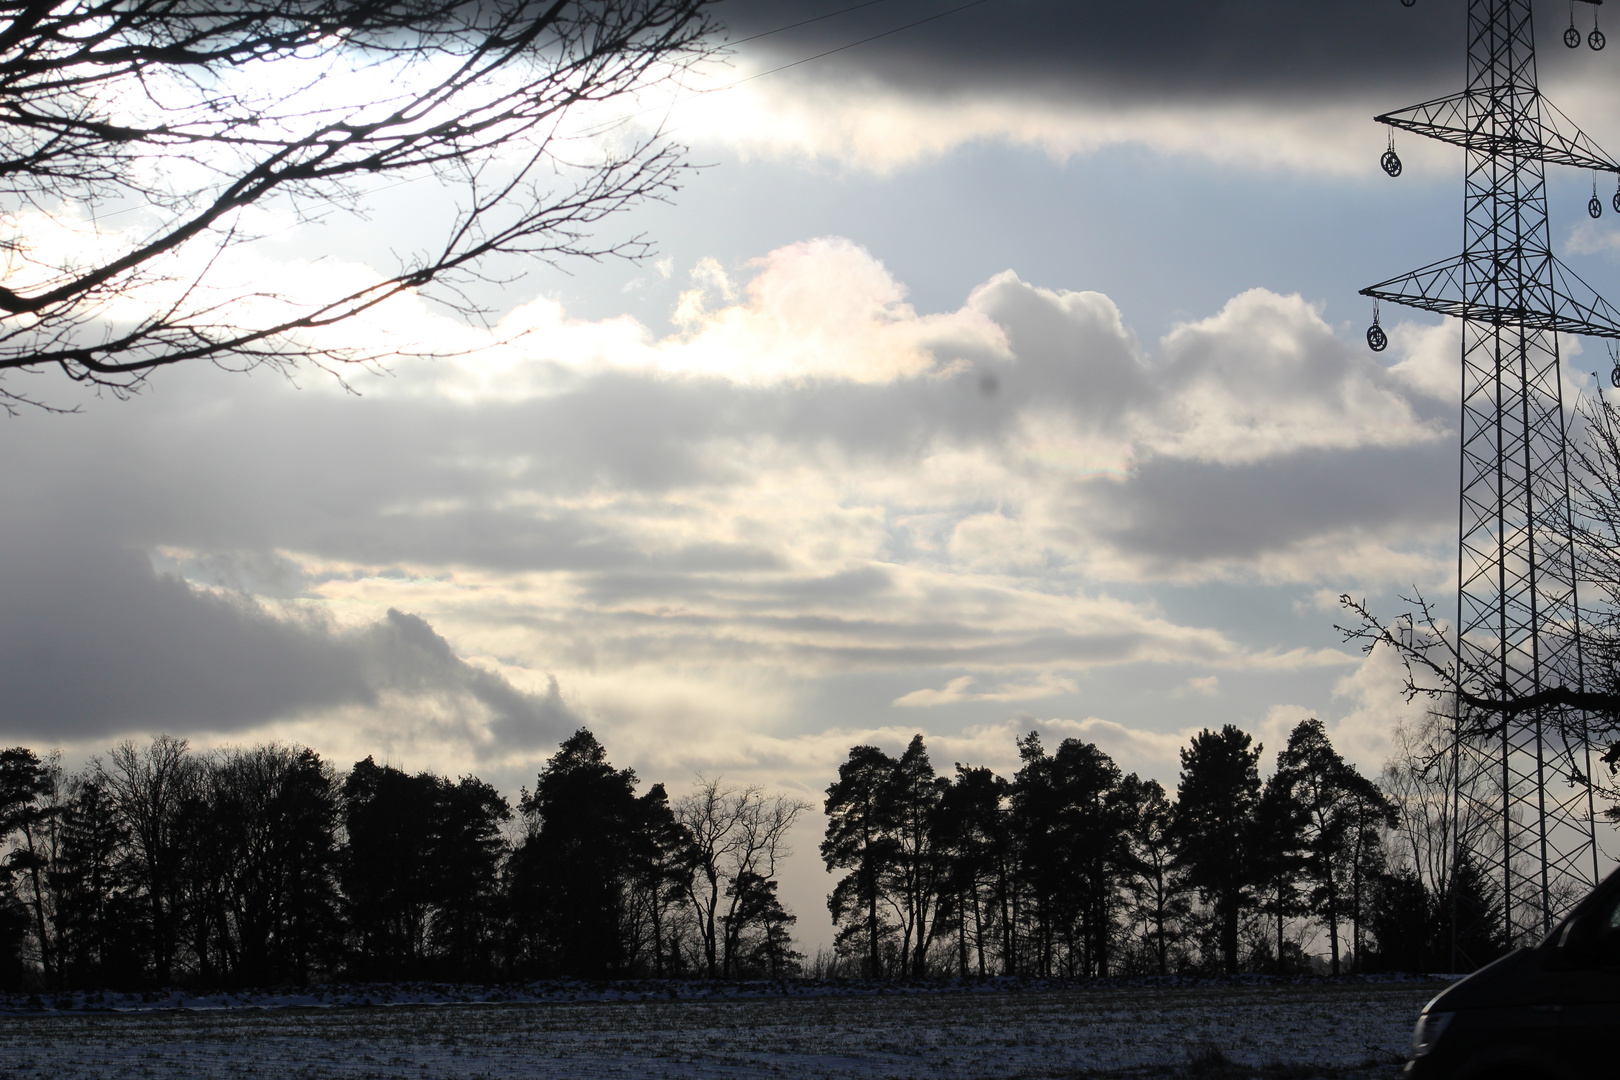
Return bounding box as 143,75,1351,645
822,719,1505,978
0,730,807,990
0,715,1511,988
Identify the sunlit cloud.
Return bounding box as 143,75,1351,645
892,673,1080,708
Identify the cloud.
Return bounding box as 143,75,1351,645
1326,638,1437,775
661,238,1008,384
891,673,1079,708
678,4,1618,173
499,238,1009,387
0,532,578,753
0,236,1452,796
721,2,1459,102
1185,676,1220,697
1081,442,1454,583
8,237,1454,585
1566,218,1620,257
1385,318,1463,404
1143,290,1443,465
675,72,1432,176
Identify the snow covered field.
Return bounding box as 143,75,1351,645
0,978,1438,1079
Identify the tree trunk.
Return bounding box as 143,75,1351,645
1350,834,1365,974
957,886,969,976
1326,873,1341,975
913,888,931,975
867,857,881,977
1222,896,1240,974
20,823,53,987
1276,879,1285,974
650,889,665,978
702,870,719,978
973,887,987,976
1000,866,1014,975
1155,887,1167,976
1096,884,1109,978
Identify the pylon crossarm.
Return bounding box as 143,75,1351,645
1377,90,1620,173
1361,252,1620,338
1550,256,1620,336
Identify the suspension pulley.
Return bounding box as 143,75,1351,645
1367,302,1388,352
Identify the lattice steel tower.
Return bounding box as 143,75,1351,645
1362,0,1615,954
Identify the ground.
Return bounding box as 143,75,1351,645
0,978,1438,1079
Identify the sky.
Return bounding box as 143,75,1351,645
6,0,1620,954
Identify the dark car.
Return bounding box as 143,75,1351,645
1406,866,1620,1079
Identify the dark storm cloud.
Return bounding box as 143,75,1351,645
720,0,1476,101
1087,440,1456,569
0,536,363,738
363,609,579,751
0,372,789,574
0,528,577,742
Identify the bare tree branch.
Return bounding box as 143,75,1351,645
1336,391,1620,811
0,0,718,408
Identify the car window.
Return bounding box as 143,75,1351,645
1599,894,1620,968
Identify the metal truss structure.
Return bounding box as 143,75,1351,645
1362,0,1611,959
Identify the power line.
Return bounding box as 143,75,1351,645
577,0,997,139
76,1,1001,224
725,0,898,48
724,0,995,87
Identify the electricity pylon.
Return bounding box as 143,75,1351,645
1361,0,1614,958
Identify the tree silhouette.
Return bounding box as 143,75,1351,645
1446,847,1510,970
511,728,643,977
51,776,146,987
202,745,341,985
97,735,197,984
675,775,805,978
1170,726,1264,974
885,736,947,977
625,782,691,978
0,749,50,986
1118,774,1187,976
340,757,438,978
1274,718,1394,974
934,764,1009,977
1253,759,1308,974
1012,733,1127,977
822,744,899,977
0,729,812,987
1364,865,1439,973
724,871,800,977
0,718,1490,983
425,775,510,980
